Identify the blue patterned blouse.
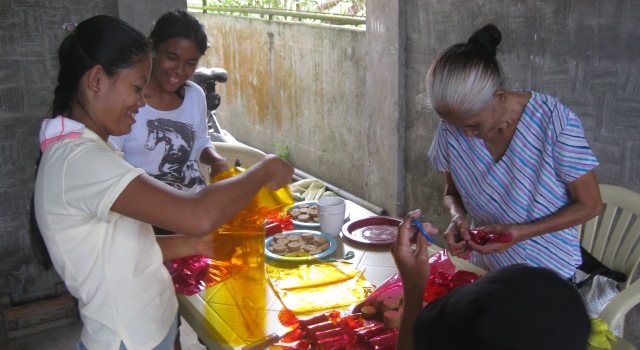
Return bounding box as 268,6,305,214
428,91,599,279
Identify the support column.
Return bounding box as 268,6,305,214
364,0,406,216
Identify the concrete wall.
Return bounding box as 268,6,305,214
196,14,369,202
0,0,117,309
403,0,640,232
118,0,185,34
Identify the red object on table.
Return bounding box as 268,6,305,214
423,250,479,302
275,311,405,350
266,214,294,237
469,230,513,245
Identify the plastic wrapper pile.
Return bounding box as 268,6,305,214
165,166,294,296
270,250,481,349
270,309,398,350
423,249,480,302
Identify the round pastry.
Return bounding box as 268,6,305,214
313,236,328,246
273,233,287,240
287,241,301,252
360,305,378,319
272,244,288,254
298,207,309,214
297,214,311,222
287,234,301,242
302,244,317,252
383,310,401,329
301,232,315,242
382,297,401,312
289,208,301,218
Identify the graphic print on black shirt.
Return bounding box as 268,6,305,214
144,118,206,190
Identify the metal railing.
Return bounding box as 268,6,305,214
187,4,366,26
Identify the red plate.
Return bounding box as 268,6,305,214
341,216,402,245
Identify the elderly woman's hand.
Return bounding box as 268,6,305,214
466,223,528,254
391,209,437,292
444,214,473,258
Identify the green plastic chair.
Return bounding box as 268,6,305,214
579,184,640,345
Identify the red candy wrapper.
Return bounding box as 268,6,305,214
423,250,479,303
350,250,480,308
469,230,513,245
164,256,239,296
266,214,294,237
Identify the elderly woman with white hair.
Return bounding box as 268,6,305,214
427,23,602,280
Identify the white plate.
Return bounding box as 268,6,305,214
287,200,350,228
265,230,338,261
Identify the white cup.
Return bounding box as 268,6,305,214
317,197,346,237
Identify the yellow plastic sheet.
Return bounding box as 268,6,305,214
199,166,294,345
208,165,294,267
211,166,294,233
266,261,375,314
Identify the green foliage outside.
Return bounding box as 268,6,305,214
187,0,365,25
273,144,289,160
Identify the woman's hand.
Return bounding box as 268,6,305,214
200,146,231,178
444,214,473,258
391,209,437,292
391,209,437,350
258,155,295,191
466,223,528,254
442,173,473,258
156,233,237,261
195,234,236,260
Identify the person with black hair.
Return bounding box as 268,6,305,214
392,210,591,350
33,15,292,349
426,24,602,280
110,9,228,201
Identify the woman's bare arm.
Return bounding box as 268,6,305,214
442,172,473,257
112,155,293,236
470,170,603,254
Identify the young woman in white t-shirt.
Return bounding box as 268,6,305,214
33,15,293,350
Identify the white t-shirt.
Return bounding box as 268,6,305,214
35,125,177,350
110,81,212,193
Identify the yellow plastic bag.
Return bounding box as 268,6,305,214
211,166,294,236
198,166,295,345
266,261,374,314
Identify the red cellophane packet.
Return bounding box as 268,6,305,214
469,230,513,245
423,249,480,302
